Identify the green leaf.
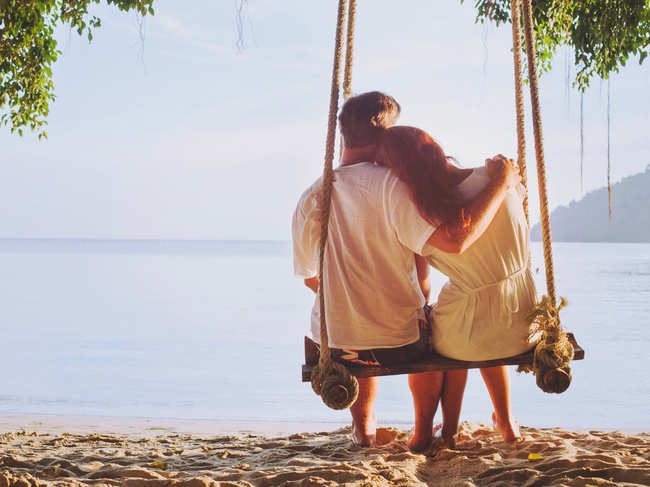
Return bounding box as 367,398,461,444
464,0,650,90
1,0,155,138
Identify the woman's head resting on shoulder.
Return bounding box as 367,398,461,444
376,126,467,228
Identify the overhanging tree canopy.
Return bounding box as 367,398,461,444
0,0,153,138
1,0,649,137
469,0,650,89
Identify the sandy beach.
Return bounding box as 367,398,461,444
1,416,648,486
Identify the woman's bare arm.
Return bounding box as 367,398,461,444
427,156,521,254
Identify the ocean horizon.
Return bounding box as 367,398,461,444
0,239,648,432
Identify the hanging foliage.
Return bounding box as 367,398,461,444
0,0,154,138
3,1,649,137
465,0,650,91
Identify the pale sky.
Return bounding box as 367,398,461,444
1,0,648,240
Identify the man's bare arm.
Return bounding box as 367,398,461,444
427,156,520,254
415,255,431,301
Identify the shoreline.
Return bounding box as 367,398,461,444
1,413,647,437
0,414,349,438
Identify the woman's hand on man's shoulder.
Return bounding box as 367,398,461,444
485,155,521,188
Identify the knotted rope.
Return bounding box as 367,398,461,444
517,0,573,393
337,0,357,162
527,296,574,393
342,0,356,101
310,0,358,410
521,0,556,306
510,0,529,224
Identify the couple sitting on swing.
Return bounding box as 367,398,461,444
292,91,539,449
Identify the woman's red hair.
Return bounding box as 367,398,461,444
377,126,468,228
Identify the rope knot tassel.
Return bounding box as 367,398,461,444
519,296,574,393
311,361,359,410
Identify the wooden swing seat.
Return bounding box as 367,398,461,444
301,333,584,382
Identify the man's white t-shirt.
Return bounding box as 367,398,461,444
292,162,436,350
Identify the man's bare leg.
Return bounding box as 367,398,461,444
407,371,444,451
440,369,468,448
349,376,379,446
480,366,520,442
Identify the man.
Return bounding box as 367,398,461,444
292,91,520,447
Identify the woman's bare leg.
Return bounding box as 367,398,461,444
349,377,379,446
480,366,520,442
407,371,444,451
440,369,468,448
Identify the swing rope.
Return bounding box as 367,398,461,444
337,0,357,162
342,0,356,101
521,0,557,307
510,0,529,224
311,0,359,410
517,0,574,393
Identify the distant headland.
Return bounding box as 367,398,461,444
531,166,650,243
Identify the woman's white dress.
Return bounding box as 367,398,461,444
424,167,539,361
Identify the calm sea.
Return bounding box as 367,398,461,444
0,240,648,431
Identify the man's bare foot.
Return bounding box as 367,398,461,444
492,412,521,442
351,413,377,447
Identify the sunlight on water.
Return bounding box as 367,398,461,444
0,240,647,431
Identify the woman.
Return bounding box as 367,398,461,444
376,126,538,447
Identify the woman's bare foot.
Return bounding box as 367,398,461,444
440,426,457,449
492,412,520,442
351,413,377,447
408,424,455,451
408,422,437,451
